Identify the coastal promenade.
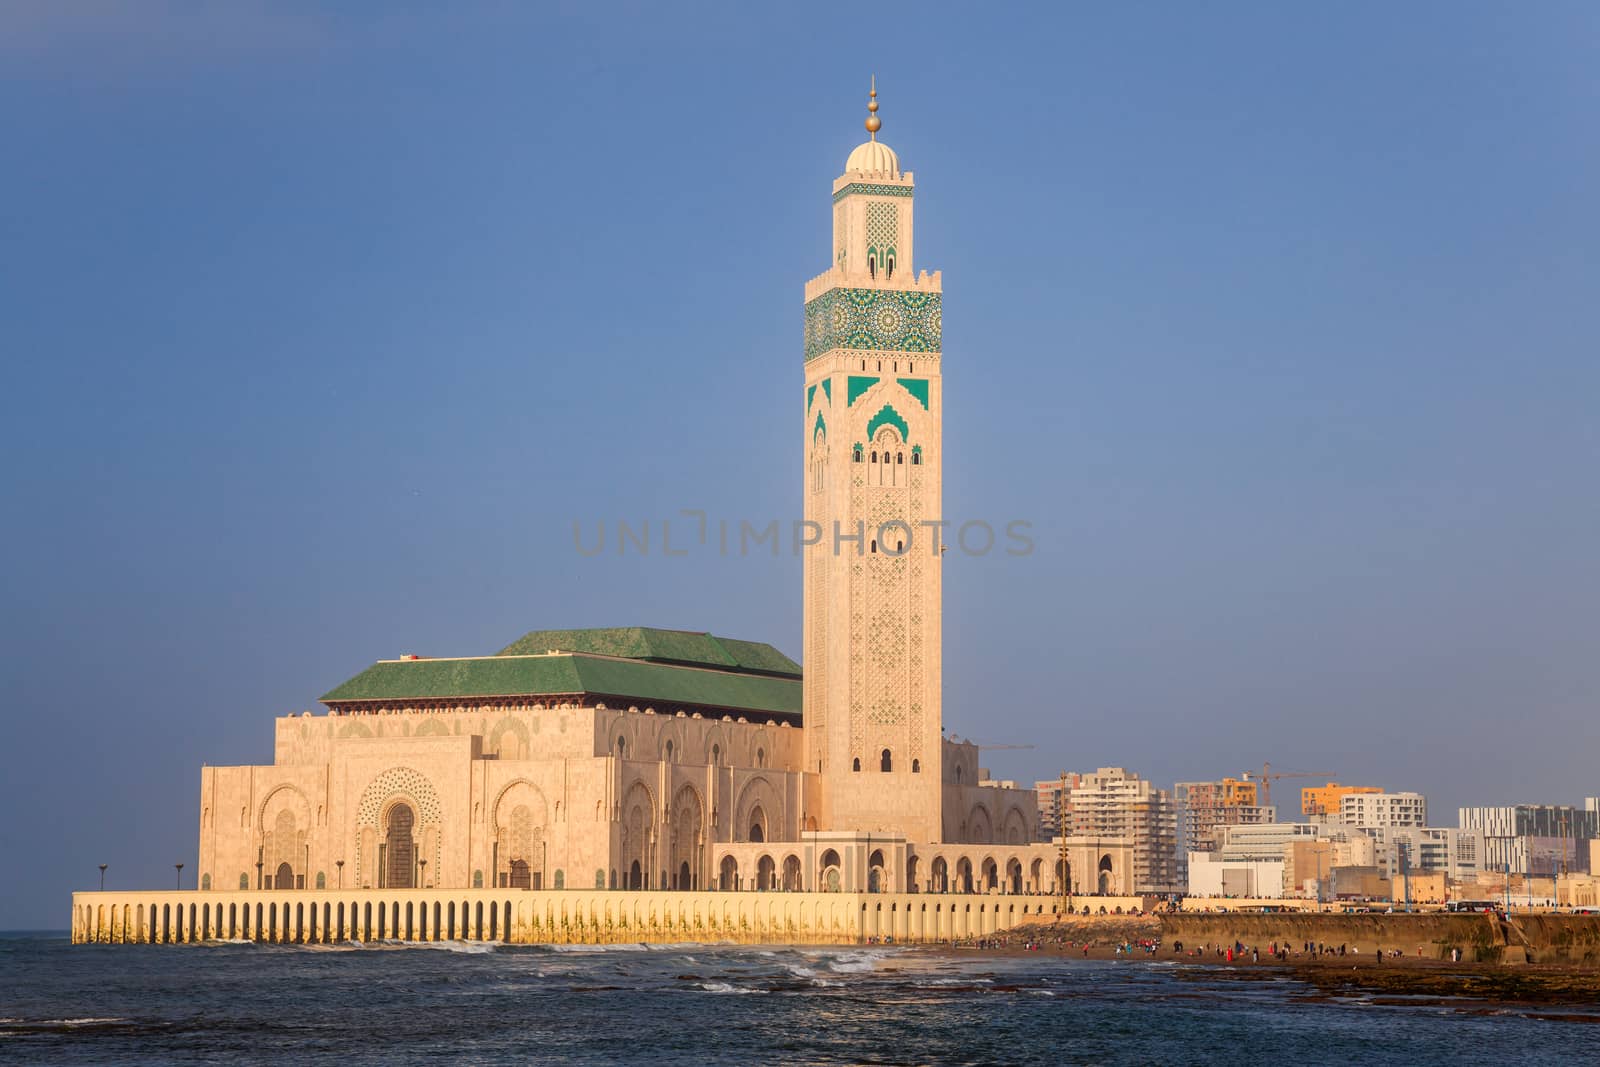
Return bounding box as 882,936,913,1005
70,888,1103,946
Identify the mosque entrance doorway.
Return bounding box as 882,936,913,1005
509,859,531,889
678,861,692,890
274,862,294,890
629,861,642,890
1097,854,1113,895
384,803,416,889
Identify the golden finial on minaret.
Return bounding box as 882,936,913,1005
865,75,881,140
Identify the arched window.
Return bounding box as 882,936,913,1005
616,736,626,757
852,757,861,772
896,452,903,465
912,452,922,465
870,539,877,553
912,759,921,773
757,747,766,768
870,451,878,464
711,744,720,765
880,749,892,772
886,250,895,279
853,446,863,463
665,740,674,762
868,252,876,279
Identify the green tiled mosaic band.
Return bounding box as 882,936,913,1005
832,183,914,204
804,288,942,362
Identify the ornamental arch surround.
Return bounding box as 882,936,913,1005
354,767,443,888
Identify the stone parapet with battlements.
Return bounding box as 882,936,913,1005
804,266,940,303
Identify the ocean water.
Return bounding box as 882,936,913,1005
2,933,1597,1065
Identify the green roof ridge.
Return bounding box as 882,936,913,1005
494,626,798,676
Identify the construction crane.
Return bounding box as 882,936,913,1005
1239,762,1337,812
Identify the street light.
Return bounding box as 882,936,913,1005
336,860,345,889
99,864,108,891
175,863,184,890
419,858,428,889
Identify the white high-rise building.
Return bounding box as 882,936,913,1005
1070,768,1178,894
1339,791,1427,830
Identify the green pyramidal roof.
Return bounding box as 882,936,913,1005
495,627,800,677
318,627,801,718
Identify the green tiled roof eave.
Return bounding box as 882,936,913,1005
706,636,803,677
319,656,584,703
320,654,801,715
571,657,800,715
493,627,797,675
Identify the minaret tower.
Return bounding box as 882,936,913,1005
803,82,944,841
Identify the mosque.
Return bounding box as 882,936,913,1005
187,86,1132,917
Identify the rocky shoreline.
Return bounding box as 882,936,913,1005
925,915,1600,1011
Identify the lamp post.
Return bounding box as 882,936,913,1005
336,860,344,889
99,864,108,892
419,858,428,890
1057,771,1072,915
175,863,184,890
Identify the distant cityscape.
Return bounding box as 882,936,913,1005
1003,763,1599,907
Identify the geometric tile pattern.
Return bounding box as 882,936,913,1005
832,182,914,204
866,202,898,259
804,288,942,362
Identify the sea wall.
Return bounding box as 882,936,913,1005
70,888,1061,947
1161,912,1600,965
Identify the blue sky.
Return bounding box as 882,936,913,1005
2,3,1596,926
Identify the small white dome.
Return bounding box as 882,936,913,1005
845,139,900,177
